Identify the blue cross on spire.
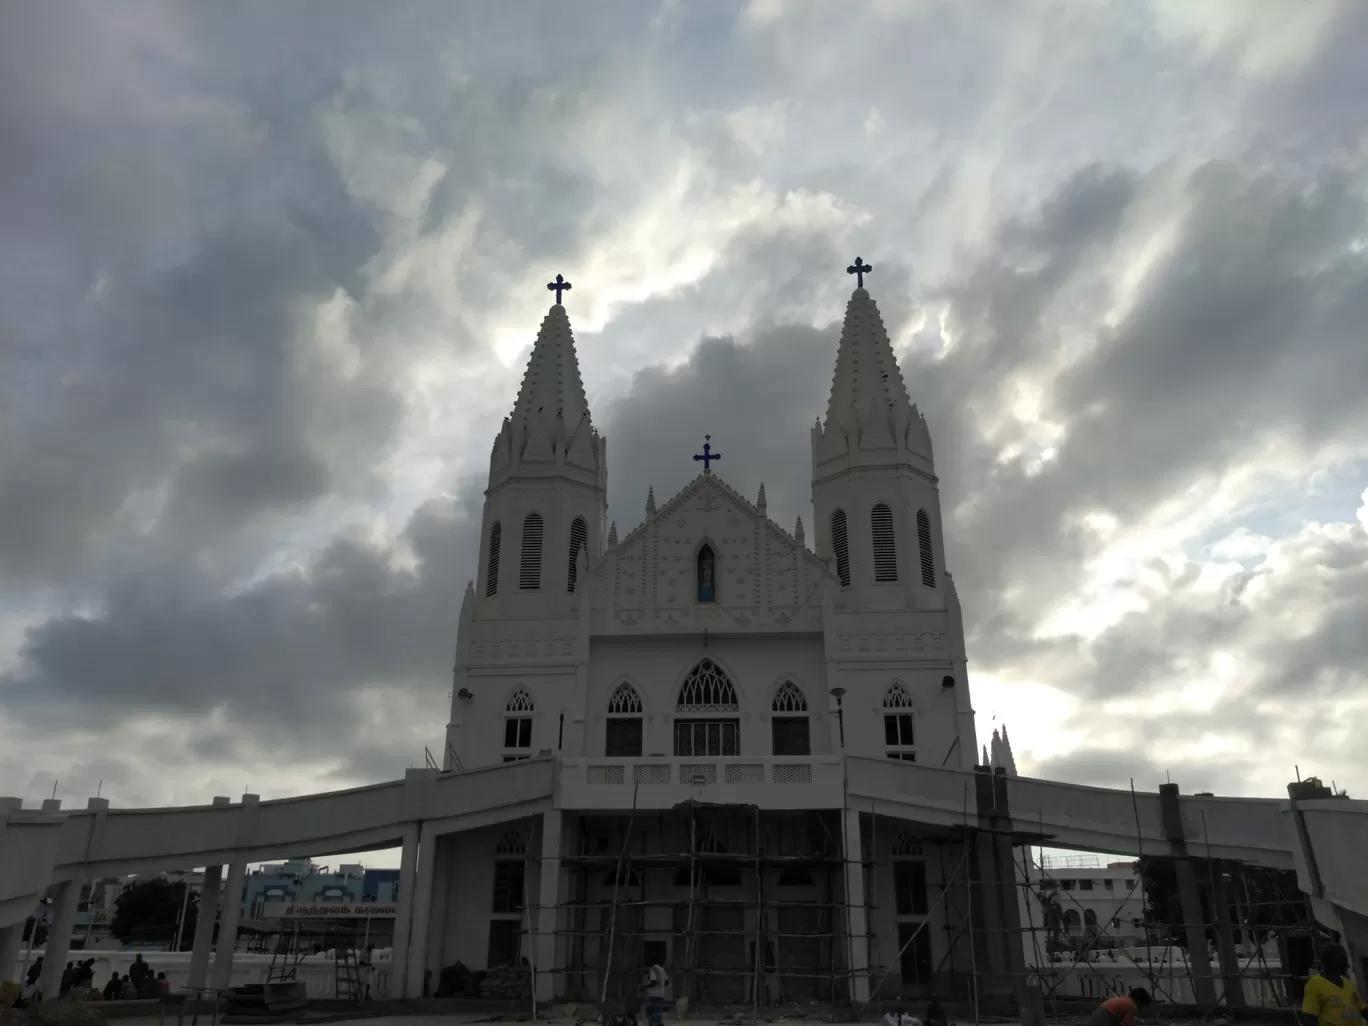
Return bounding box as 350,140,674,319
847,256,872,289
547,274,572,304
693,435,721,473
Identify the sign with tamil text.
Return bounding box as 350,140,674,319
262,901,397,919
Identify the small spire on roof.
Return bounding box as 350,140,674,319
646,486,656,515
608,521,618,545
795,515,805,544
756,482,767,513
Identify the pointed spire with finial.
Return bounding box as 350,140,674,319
982,744,990,767
756,483,767,513
795,515,805,545
646,486,656,516
608,521,618,546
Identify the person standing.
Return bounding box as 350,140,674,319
1300,945,1365,1026
640,960,669,1026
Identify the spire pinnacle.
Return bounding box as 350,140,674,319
608,521,618,545
756,482,767,512
646,486,656,515
823,284,912,427
795,515,805,544
510,303,591,433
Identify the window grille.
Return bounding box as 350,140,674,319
872,502,897,581
916,508,936,587
831,509,850,587
567,516,587,593
519,512,544,590
485,522,501,597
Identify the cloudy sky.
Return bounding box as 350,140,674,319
3,0,1367,819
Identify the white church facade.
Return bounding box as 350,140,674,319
428,265,1024,1006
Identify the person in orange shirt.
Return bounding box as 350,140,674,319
1089,987,1152,1026
1301,945,1365,1026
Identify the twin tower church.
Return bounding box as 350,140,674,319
427,260,1013,1003
442,259,979,774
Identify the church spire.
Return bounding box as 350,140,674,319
813,266,931,478
488,293,604,491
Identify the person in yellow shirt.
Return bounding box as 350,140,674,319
1301,945,1365,1026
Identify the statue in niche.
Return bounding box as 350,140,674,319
697,545,716,603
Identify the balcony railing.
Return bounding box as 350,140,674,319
558,756,845,810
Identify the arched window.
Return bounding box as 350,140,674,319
916,508,936,587
503,686,534,761
771,681,810,756
831,509,850,587
882,683,915,762
696,544,717,602
871,502,897,582
520,512,544,590
567,516,588,593
675,659,739,757
772,681,808,712
1064,909,1081,935
605,681,643,758
485,521,502,597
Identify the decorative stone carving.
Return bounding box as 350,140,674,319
834,632,946,656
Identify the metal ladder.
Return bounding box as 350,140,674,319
334,946,365,1003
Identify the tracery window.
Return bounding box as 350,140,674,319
606,681,643,757
771,680,810,756
882,683,916,762
503,686,534,762
676,659,738,711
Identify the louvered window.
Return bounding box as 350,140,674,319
567,516,588,593
831,509,850,587
916,508,936,587
485,522,501,597
871,503,897,582
519,512,543,590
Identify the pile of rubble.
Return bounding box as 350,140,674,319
480,962,532,999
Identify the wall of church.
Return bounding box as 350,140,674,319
582,634,831,760
864,822,959,1000
457,665,577,768
827,664,969,769
431,817,541,978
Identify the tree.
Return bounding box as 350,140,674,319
111,878,198,946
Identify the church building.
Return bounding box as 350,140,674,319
429,263,1023,1007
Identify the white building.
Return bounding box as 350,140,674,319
430,271,1003,1005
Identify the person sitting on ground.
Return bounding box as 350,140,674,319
1089,987,1152,1026
1300,945,1365,1026
156,972,171,997
60,961,76,995
75,958,96,992
102,972,123,1002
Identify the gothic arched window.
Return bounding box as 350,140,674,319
882,682,915,762
520,512,544,590
605,681,643,758
503,686,534,762
485,521,502,597
831,509,850,587
917,508,936,588
871,502,897,582
675,659,739,757
771,681,810,756
697,544,717,603
567,516,588,593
